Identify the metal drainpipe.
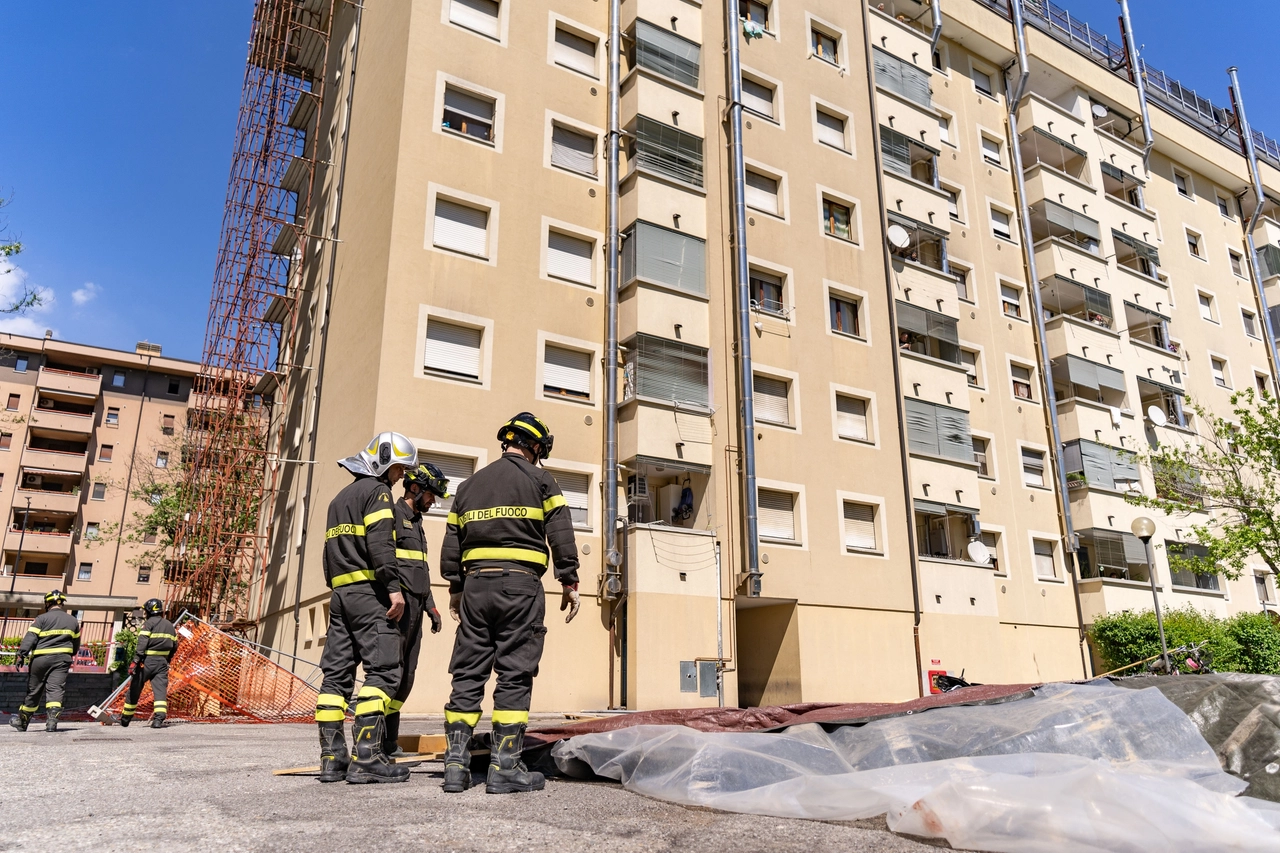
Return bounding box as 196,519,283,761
1005,5,1090,677
602,0,622,597
290,2,361,667
723,0,760,596
929,0,943,55
1228,68,1280,395
858,7,924,696
1117,0,1155,173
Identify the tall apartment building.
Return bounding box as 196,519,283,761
255,0,1280,711
0,333,200,645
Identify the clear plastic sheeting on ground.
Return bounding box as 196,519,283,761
553,683,1280,852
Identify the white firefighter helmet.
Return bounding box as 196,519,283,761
338,431,418,479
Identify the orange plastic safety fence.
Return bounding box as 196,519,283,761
105,617,318,723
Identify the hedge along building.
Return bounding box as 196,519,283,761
248,0,1279,711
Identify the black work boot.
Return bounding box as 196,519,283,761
486,722,545,794
345,713,409,784
442,720,474,793
44,709,61,732
383,712,404,757
317,721,350,783
9,711,31,732
118,714,132,728
150,713,168,729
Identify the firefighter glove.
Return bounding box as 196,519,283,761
561,584,580,624
428,607,443,634
449,592,462,624
13,653,26,669
387,590,405,621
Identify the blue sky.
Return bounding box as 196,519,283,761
1,1,1276,363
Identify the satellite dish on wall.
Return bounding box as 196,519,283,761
886,224,911,249
967,539,992,565
1146,405,1168,427
1091,103,1110,119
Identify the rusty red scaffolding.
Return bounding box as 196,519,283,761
172,0,335,630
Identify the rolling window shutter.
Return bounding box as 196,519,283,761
753,374,790,424
844,503,877,550
757,489,795,540
424,319,482,379
443,87,493,125
741,78,774,117
816,110,845,148
1122,532,1149,564
551,125,597,175
550,470,590,527
1065,355,1100,390
835,395,868,440
420,452,475,514
935,406,973,461
449,0,500,37
982,136,1000,159
872,48,904,98
1095,362,1127,393
904,398,940,456
547,231,593,284
1033,540,1056,577
1021,448,1045,485
900,62,932,107
632,221,706,295
744,171,779,214
881,127,911,176
634,335,709,407
896,301,930,336
554,27,597,76
544,345,592,396
433,199,489,257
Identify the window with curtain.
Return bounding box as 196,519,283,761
823,198,853,240
750,270,784,315
829,294,860,336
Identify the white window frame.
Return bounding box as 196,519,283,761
817,185,862,244
1000,280,1024,319
416,305,495,389
970,59,998,99
540,216,602,289
989,201,1016,242
434,72,505,152
805,13,845,70
536,331,601,408
426,183,499,265
1216,193,1234,219
1197,289,1218,323
1242,307,1260,339
544,457,600,532
757,479,807,548
544,110,602,182
1019,443,1050,489
1185,227,1205,261
979,131,1004,167
830,383,877,447
937,108,956,149
443,0,509,44
825,281,872,346
743,159,788,221
411,438,489,519
835,490,888,559
1209,352,1232,389
1229,248,1247,279
1009,358,1038,404
971,430,997,481
811,97,853,155
1030,533,1063,582
746,256,794,321
940,181,965,223
951,257,975,304
1173,167,1193,199
959,344,984,388
752,364,800,432
741,67,783,126
979,523,1007,575
548,15,602,80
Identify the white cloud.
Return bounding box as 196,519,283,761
72,282,99,306
0,257,56,338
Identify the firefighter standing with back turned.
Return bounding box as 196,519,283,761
10,590,79,732
119,598,179,728
383,462,448,756
440,413,580,795
314,431,418,784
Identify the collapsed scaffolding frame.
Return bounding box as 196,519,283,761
172,0,336,631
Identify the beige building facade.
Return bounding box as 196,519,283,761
255,0,1280,711
0,333,200,646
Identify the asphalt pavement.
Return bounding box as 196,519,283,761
0,714,944,853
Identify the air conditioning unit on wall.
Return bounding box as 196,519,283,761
23,474,42,487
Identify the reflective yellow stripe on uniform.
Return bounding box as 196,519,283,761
326,523,366,539
32,647,74,655
461,547,549,566
145,650,171,655
542,494,567,513
395,549,427,561
354,685,392,716
492,709,530,725
456,505,544,526
315,692,347,722
446,512,459,525
137,630,152,637
330,569,377,587
147,633,178,641
32,628,80,637
444,709,482,727
363,509,395,526
25,626,37,634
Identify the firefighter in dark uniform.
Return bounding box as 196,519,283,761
314,431,418,784
383,462,448,756
119,598,179,728
440,413,580,794
11,590,80,732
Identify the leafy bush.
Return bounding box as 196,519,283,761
1089,606,1280,674
109,628,138,672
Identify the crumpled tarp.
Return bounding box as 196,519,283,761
524,682,1035,747
553,682,1280,852
1113,673,1280,802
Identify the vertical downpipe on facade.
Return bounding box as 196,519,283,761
723,0,761,596
929,0,943,55
1005,1,1090,677
1228,68,1280,394
602,0,623,706
1117,0,1155,172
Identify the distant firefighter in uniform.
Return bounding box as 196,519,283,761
383,462,448,756
440,413,580,795
120,598,179,728
11,590,80,732
314,431,418,784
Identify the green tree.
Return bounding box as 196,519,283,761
0,194,45,315
1126,389,1280,582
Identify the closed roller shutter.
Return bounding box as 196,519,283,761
424,319,482,379
550,470,590,527
816,109,846,148
554,27,597,76
433,199,489,257
758,489,795,541
753,374,790,425
547,231,593,284
449,0,500,38
1034,540,1057,578
420,451,475,515
742,78,774,117
835,395,867,440
551,125,597,175
544,345,592,398
843,502,876,550
744,170,779,215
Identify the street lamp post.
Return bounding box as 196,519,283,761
1,496,33,649
1132,516,1171,674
